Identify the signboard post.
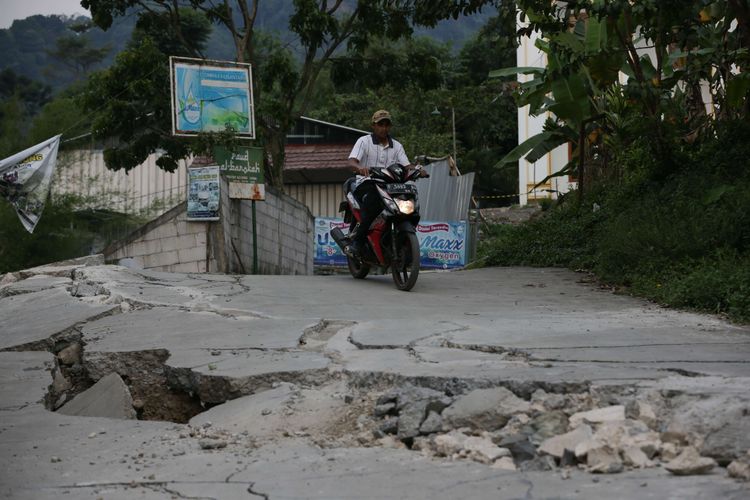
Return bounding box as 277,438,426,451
171,56,263,274
213,146,265,200
214,145,265,273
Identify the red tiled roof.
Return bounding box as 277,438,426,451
284,143,352,171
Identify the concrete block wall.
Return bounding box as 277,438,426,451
229,185,314,275
105,184,312,276
104,202,211,273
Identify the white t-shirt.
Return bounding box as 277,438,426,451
349,134,410,169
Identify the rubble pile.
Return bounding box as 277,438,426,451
363,383,749,479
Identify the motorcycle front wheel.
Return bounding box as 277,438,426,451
391,232,420,291
347,255,370,279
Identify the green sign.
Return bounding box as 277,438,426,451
214,146,265,200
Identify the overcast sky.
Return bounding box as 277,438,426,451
1,0,89,29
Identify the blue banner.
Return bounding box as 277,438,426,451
314,218,467,269
416,221,468,269
314,218,350,267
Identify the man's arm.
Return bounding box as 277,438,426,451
348,157,370,176
348,137,370,176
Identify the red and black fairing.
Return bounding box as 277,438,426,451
331,163,424,267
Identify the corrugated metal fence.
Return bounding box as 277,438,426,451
416,159,475,222
53,149,189,216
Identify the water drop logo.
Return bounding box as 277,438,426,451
183,85,201,124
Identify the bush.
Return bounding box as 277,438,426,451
0,195,144,274
477,121,750,323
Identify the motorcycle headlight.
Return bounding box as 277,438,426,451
395,199,415,214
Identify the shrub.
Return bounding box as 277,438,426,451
477,120,750,323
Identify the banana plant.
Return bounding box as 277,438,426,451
490,11,620,199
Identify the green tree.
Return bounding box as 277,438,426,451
307,9,519,200
493,0,750,198
79,0,499,187
0,69,52,120
48,33,110,80
0,70,52,156
78,9,213,172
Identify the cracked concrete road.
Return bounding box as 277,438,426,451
1,259,749,499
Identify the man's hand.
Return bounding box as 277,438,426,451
412,165,429,178
348,158,369,176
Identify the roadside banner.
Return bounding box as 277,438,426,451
417,221,468,269
314,218,468,269
0,135,61,233
314,218,350,267
187,166,221,221
213,145,265,200
170,56,255,138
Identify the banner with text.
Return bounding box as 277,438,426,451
314,218,467,269
187,166,220,221
0,135,61,233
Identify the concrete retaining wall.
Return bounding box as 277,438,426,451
104,184,314,275
224,179,314,275
104,203,211,273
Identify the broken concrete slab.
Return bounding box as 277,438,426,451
80,307,313,352
587,444,624,473
57,372,136,419
441,387,531,431
727,454,750,481
188,381,349,442
665,392,750,463
539,424,593,459
0,351,54,411
0,287,118,350
0,274,71,296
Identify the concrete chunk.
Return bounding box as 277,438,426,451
665,446,717,476
57,372,136,419
569,405,625,428
442,387,530,431
538,424,593,459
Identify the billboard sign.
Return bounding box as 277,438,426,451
313,218,468,269
170,57,255,138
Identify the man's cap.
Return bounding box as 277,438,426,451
371,109,392,124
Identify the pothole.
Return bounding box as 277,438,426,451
40,337,750,481
47,340,206,423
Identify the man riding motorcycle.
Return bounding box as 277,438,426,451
347,109,424,256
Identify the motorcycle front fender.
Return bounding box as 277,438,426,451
396,220,417,234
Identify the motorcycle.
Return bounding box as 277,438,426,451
330,163,428,291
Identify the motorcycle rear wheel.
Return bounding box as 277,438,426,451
347,255,370,279
391,232,420,291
